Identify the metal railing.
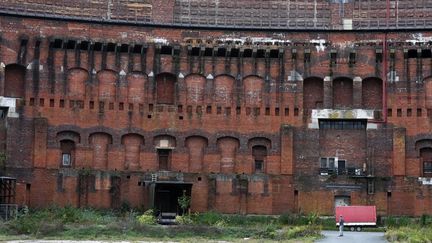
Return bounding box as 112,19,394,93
319,167,367,177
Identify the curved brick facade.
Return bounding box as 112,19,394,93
1,4,432,216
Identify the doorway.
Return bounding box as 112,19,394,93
154,183,192,215
158,149,171,171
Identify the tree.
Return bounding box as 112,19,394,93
178,190,191,215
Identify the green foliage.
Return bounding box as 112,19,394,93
175,215,194,225
136,209,156,225
177,192,191,215
385,216,414,228
0,207,322,242
386,226,432,242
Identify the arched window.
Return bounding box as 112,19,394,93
156,73,176,104
420,148,432,176
60,140,75,167
252,145,267,173
4,64,26,98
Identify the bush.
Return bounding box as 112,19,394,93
136,209,156,225
175,215,194,225
284,225,321,240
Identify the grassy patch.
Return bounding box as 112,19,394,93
385,215,432,242
0,207,322,242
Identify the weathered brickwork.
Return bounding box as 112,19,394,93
2,3,432,216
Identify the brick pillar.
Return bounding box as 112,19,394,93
33,118,48,168
323,76,333,108
281,125,294,175
353,76,362,108
393,128,406,176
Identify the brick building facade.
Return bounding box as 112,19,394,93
1,0,432,216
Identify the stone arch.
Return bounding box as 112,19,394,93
121,133,144,170
333,77,353,109
67,67,88,99
247,137,272,150
362,77,383,109
4,64,26,98
57,130,81,144
415,139,432,176
185,135,209,172
185,74,206,104
217,136,240,173
303,77,324,110
156,73,176,104
127,72,147,103
89,132,113,170
243,75,264,106
248,137,271,173
214,74,235,104
97,69,118,100
153,134,176,148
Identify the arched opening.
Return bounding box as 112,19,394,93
217,136,240,173
362,77,383,109
156,73,176,104
185,136,208,172
68,68,88,99
89,132,113,170
214,75,235,104
243,75,264,106
154,135,176,171
420,148,432,177
127,72,147,103
252,145,267,173
97,69,117,100
121,133,144,170
185,74,206,104
4,64,26,98
60,140,75,167
333,77,353,109
303,77,324,111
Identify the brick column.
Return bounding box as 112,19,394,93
33,118,48,168
393,128,406,176
323,76,333,108
353,76,362,108
281,125,294,175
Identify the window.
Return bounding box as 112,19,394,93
62,154,71,166
255,160,264,172
252,145,267,173
158,149,171,171
320,157,346,175
0,107,8,119
319,119,367,130
60,140,75,167
424,161,432,175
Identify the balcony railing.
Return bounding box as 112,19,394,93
319,167,370,177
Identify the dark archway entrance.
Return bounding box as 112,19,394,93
154,183,192,215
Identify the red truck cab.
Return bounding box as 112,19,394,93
335,205,377,231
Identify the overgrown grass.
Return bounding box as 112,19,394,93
385,215,432,242
0,207,322,242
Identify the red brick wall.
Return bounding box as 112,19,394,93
362,77,382,109
3,15,432,216
4,64,26,98
333,77,353,109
